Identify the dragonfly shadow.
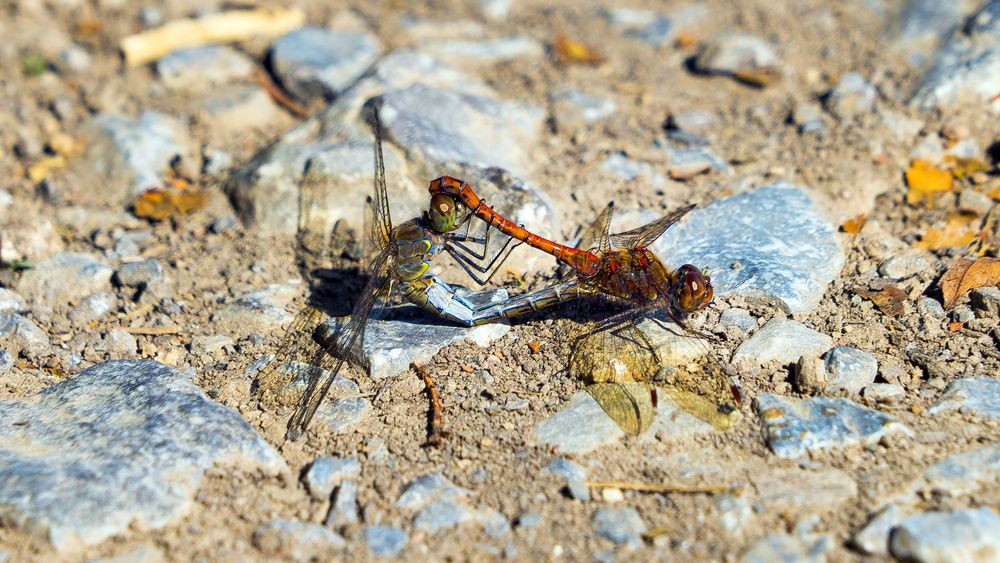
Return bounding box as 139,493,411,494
304,266,368,319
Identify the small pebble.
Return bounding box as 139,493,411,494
862,383,906,404
795,355,828,394
823,346,878,395
542,458,591,501
950,306,974,324
917,297,946,319
115,259,163,287
364,525,408,557
68,290,116,326
825,72,876,118
600,488,624,503
878,254,930,280
890,508,1000,562
591,507,647,548
969,286,1000,316
304,457,361,499
958,188,994,216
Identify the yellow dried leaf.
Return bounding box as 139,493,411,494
940,256,1000,308
731,67,782,88
26,155,66,182
857,286,907,317
906,159,953,205
917,213,977,250
943,155,989,179
133,188,208,221
554,34,605,65
842,214,866,234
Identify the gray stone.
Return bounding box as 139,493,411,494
252,519,345,561
889,508,1000,563
304,457,361,498
311,376,368,433
365,525,408,557
0,214,64,263
929,377,1000,419
823,346,878,394
188,335,233,356
693,33,780,78
542,458,590,501
600,152,666,189
17,253,113,308
863,383,907,404
76,112,196,205
911,0,1000,110
795,355,829,395
378,82,545,178
752,467,857,519
0,360,284,553
755,394,907,457
653,183,844,313
104,328,137,356
668,109,717,136
792,103,827,134
55,43,91,74
411,499,507,535
742,533,833,563
196,86,287,139
420,36,543,65
534,384,716,455
271,27,381,101
951,305,975,323
517,511,543,529
879,253,931,279
346,300,511,379
0,314,50,356
0,288,27,314
959,188,996,216
115,258,163,287
626,14,675,48
396,473,472,511
68,290,116,326
920,443,1000,496
732,318,833,370
211,284,297,335
0,349,13,375
203,149,234,177
825,72,877,118
969,286,1000,315
718,308,756,336
156,46,254,91
479,0,512,20
852,504,903,556
325,480,359,528
591,506,646,548
918,296,947,319
891,0,965,56
665,144,729,180
550,87,617,128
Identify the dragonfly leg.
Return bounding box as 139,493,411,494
445,235,523,285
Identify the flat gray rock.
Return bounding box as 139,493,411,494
542,458,590,501
365,525,408,557
17,252,113,308
910,0,1000,110
326,480,359,528
929,377,1000,420
755,394,907,458
75,112,197,206
420,36,543,65
920,443,1000,496
1,313,51,358
395,473,472,511
601,152,667,189
156,45,255,92
252,519,345,561
852,504,904,556
68,290,116,327
550,87,617,128
0,288,27,314
270,27,381,101
825,72,877,118
591,506,647,548
0,360,284,553
890,0,966,56
304,457,361,498
338,300,511,379
212,284,297,335
196,85,289,140
313,376,369,433
823,346,878,394
742,533,833,563
533,385,716,455
115,258,162,287
751,467,858,518
732,318,833,370
653,183,844,313
693,33,780,77
889,508,1000,563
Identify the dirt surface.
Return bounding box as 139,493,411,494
1,0,999,561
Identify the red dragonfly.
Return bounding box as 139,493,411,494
428,176,741,434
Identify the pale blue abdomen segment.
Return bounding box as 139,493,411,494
402,277,582,327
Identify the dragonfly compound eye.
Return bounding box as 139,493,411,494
428,193,460,232
675,264,714,313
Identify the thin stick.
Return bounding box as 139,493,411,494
124,325,183,335
255,68,309,118
585,480,731,495
121,7,305,66
412,362,447,447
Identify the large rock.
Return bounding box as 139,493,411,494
0,360,284,553
929,377,1000,420
156,45,255,92
889,508,1000,562
17,252,113,309
732,317,833,370
270,26,381,101
653,183,844,313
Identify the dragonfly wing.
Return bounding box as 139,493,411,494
586,382,657,436
285,246,395,439
576,202,615,255
368,105,393,251
569,316,660,385
610,203,695,250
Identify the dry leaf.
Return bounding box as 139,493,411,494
674,32,698,48
858,286,907,317
26,155,66,182
731,68,781,88
554,34,605,65
133,188,208,221
906,159,953,205
948,322,965,332
944,155,989,179
528,341,541,354
939,256,1000,308
842,214,867,234
917,213,977,250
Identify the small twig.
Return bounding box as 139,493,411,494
124,325,182,335
585,480,732,495
255,68,309,118
412,362,448,447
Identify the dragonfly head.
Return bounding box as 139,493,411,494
673,264,713,313
425,193,465,233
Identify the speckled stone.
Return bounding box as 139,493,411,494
823,346,878,394
742,533,833,563
17,252,113,308
270,27,381,101
303,457,361,499
542,458,590,501
919,443,1000,496
420,36,543,65
732,317,833,370
156,45,255,91
365,525,408,557
755,394,907,458
889,508,1000,563
929,377,1000,420
591,507,647,548
653,183,844,313
0,360,284,553
253,519,345,560
211,284,297,335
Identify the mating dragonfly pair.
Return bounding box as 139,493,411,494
255,102,740,444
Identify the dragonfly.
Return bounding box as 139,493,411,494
427,176,741,434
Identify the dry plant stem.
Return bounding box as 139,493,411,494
412,362,446,447
124,325,182,335
585,480,731,495
255,69,309,118
120,7,306,66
